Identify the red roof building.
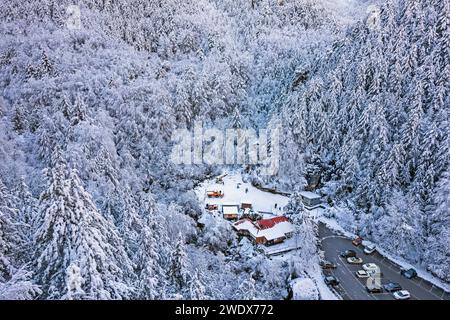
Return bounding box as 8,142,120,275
233,216,293,246
256,216,289,230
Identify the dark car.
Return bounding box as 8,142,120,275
340,250,357,258
320,260,337,269
383,282,402,292
324,276,340,286
366,283,383,293
401,268,417,279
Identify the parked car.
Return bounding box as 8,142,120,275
347,257,363,264
384,282,402,292
324,276,340,286
320,260,337,269
363,244,376,254
356,270,370,278
340,250,357,258
366,282,383,293
362,263,380,273
352,236,363,246
401,268,418,279
393,290,411,300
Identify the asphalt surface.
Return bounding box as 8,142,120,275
319,222,449,300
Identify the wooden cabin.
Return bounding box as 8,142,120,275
222,204,240,220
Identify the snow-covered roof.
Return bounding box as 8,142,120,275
299,191,321,200
233,218,255,232
259,221,293,241
240,198,252,204
233,217,294,241
222,205,239,215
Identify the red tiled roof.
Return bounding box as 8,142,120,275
257,216,289,230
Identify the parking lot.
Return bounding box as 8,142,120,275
319,223,450,300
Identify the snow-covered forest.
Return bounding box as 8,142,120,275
0,0,448,300
278,0,450,281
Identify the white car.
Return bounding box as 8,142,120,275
362,263,380,273
356,270,370,278
393,290,411,300
347,257,363,264
364,244,376,254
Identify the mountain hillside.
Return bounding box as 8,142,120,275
0,0,371,299
279,0,449,280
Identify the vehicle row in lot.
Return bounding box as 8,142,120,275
342,249,415,299
326,242,417,300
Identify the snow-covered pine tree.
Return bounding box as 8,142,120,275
424,170,450,281
187,270,208,300
0,178,15,281
135,213,161,300
237,273,256,300
12,177,37,264
63,264,86,300
34,162,134,299
0,267,41,300
231,106,242,129
169,235,189,293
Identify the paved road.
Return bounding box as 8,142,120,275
319,222,449,300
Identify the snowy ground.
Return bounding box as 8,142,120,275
195,172,290,213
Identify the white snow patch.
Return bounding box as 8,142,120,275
290,278,319,300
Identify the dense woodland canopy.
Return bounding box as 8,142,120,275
0,0,448,299
279,0,450,281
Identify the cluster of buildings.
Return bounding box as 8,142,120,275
233,216,294,246
204,189,323,248
206,198,294,247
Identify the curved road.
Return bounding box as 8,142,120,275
319,223,449,300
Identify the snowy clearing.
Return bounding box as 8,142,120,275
195,172,290,213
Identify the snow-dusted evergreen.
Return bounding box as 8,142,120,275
279,0,450,281
0,0,448,299
34,155,134,299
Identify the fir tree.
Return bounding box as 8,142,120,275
34,165,134,299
